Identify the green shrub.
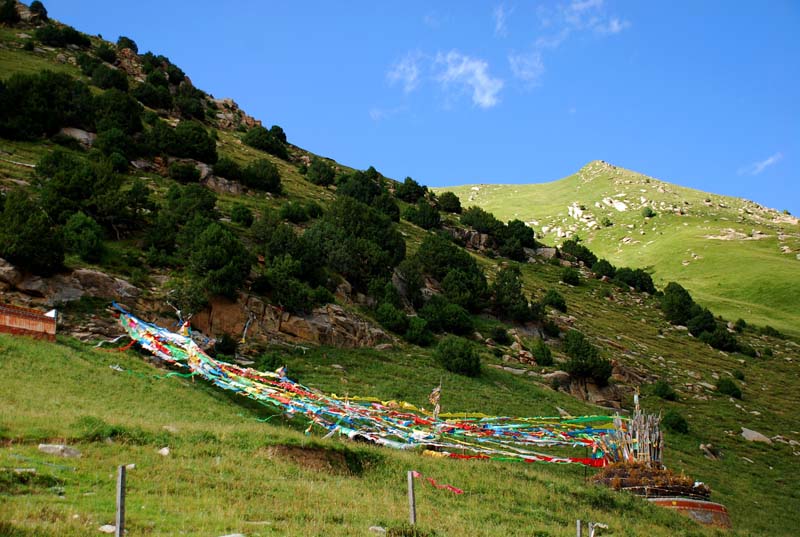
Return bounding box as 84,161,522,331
95,43,117,63
760,325,785,339
171,121,217,163
403,199,441,229
375,303,408,334
306,156,336,186
732,369,745,381
762,347,773,357
213,157,243,182
404,317,433,347
600,216,613,227
733,318,747,332
661,282,695,325
230,204,253,227
561,267,580,285
531,338,553,366
419,295,474,335
563,330,612,385
699,326,739,353
437,191,462,214
542,319,560,338
34,24,90,47
490,326,510,345
613,267,656,294
461,206,504,236
592,259,616,278
0,71,95,140
652,380,677,401
491,265,536,322
29,1,47,20
395,176,427,203
90,64,129,91
542,289,567,313
63,211,105,262
116,35,137,52
662,410,688,434
716,378,742,399
687,308,716,337
560,238,597,266
242,125,287,159
435,336,480,377
0,0,19,23
94,88,143,134
641,206,656,218
188,224,253,299
168,161,200,183
242,159,281,193
132,82,173,109
95,127,135,159
279,201,310,223
0,189,64,275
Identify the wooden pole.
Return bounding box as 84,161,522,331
576,519,582,537
115,465,126,537
407,470,416,525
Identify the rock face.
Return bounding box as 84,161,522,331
0,258,140,306
191,295,390,349
568,378,622,409
58,127,96,147
212,98,262,131
202,173,243,196
117,47,145,81
444,226,494,251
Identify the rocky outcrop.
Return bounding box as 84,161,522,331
212,98,262,131
191,295,390,349
443,226,494,251
117,47,145,82
202,174,243,196
58,127,96,147
0,258,140,306
568,378,622,409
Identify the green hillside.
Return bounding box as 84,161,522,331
438,161,800,337
2,4,800,536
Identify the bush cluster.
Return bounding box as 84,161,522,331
563,330,612,385
435,336,480,377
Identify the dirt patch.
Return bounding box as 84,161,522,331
263,444,378,476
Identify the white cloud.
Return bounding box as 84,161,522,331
509,49,544,85
435,50,504,108
369,106,406,122
387,52,422,93
510,0,628,85
738,153,784,176
423,12,440,29
594,16,630,35
493,3,512,37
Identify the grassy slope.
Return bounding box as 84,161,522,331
1,22,799,537
0,335,705,537
437,161,800,337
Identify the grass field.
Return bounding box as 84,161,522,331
2,251,799,536
437,161,800,337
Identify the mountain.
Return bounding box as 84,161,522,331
1,3,799,535
438,160,800,337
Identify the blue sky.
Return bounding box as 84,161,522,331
48,1,799,213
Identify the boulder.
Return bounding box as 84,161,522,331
534,247,558,259
38,444,81,458
0,258,22,287
58,127,96,147
741,427,772,444
202,174,243,196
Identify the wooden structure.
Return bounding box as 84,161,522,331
0,304,57,340
647,497,732,528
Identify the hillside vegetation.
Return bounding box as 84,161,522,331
439,161,800,337
1,3,799,536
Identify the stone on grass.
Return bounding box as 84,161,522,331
98,525,116,534
38,444,81,458
158,446,170,456
741,427,772,444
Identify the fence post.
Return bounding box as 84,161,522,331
115,465,126,537
576,519,582,537
407,470,416,525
